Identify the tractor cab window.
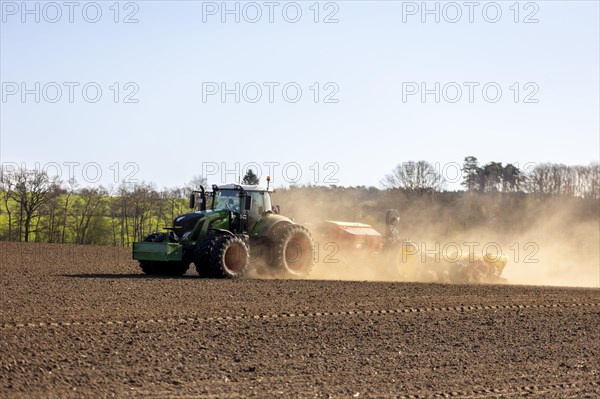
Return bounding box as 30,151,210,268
248,191,273,220
213,190,241,212
263,192,272,213
204,195,213,210
248,192,264,220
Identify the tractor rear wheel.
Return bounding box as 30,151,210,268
210,236,249,279
271,225,314,278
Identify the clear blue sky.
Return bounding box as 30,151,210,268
1,1,599,189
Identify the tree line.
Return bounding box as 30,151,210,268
0,159,598,245
0,168,198,245
382,157,599,198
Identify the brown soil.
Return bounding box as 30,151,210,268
1,242,599,398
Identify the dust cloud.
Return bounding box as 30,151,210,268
272,187,600,288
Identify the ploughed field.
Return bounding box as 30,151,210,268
1,242,599,398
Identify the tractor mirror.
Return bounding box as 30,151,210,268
244,196,252,211
189,193,196,209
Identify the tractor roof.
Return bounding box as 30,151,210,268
216,183,273,192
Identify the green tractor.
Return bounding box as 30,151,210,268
132,179,314,279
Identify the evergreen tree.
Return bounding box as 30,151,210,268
461,156,481,192
242,169,260,185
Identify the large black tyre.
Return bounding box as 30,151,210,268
194,235,219,278
138,232,189,276
210,236,249,279
270,225,314,278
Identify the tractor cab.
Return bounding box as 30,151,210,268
190,182,274,227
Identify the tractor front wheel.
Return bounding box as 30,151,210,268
210,236,249,279
194,235,219,278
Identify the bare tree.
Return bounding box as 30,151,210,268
6,168,61,242
128,183,159,242
106,186,120,247
115,184,132,247
187,175,207,194
577,162,600,199
588,162,600,199
60,178,78,243
0,168,15,240
72,187,107,244
158,187,187,229
382,161,445,194
526,163,552,196
525,162,600,198
38,187,65,243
